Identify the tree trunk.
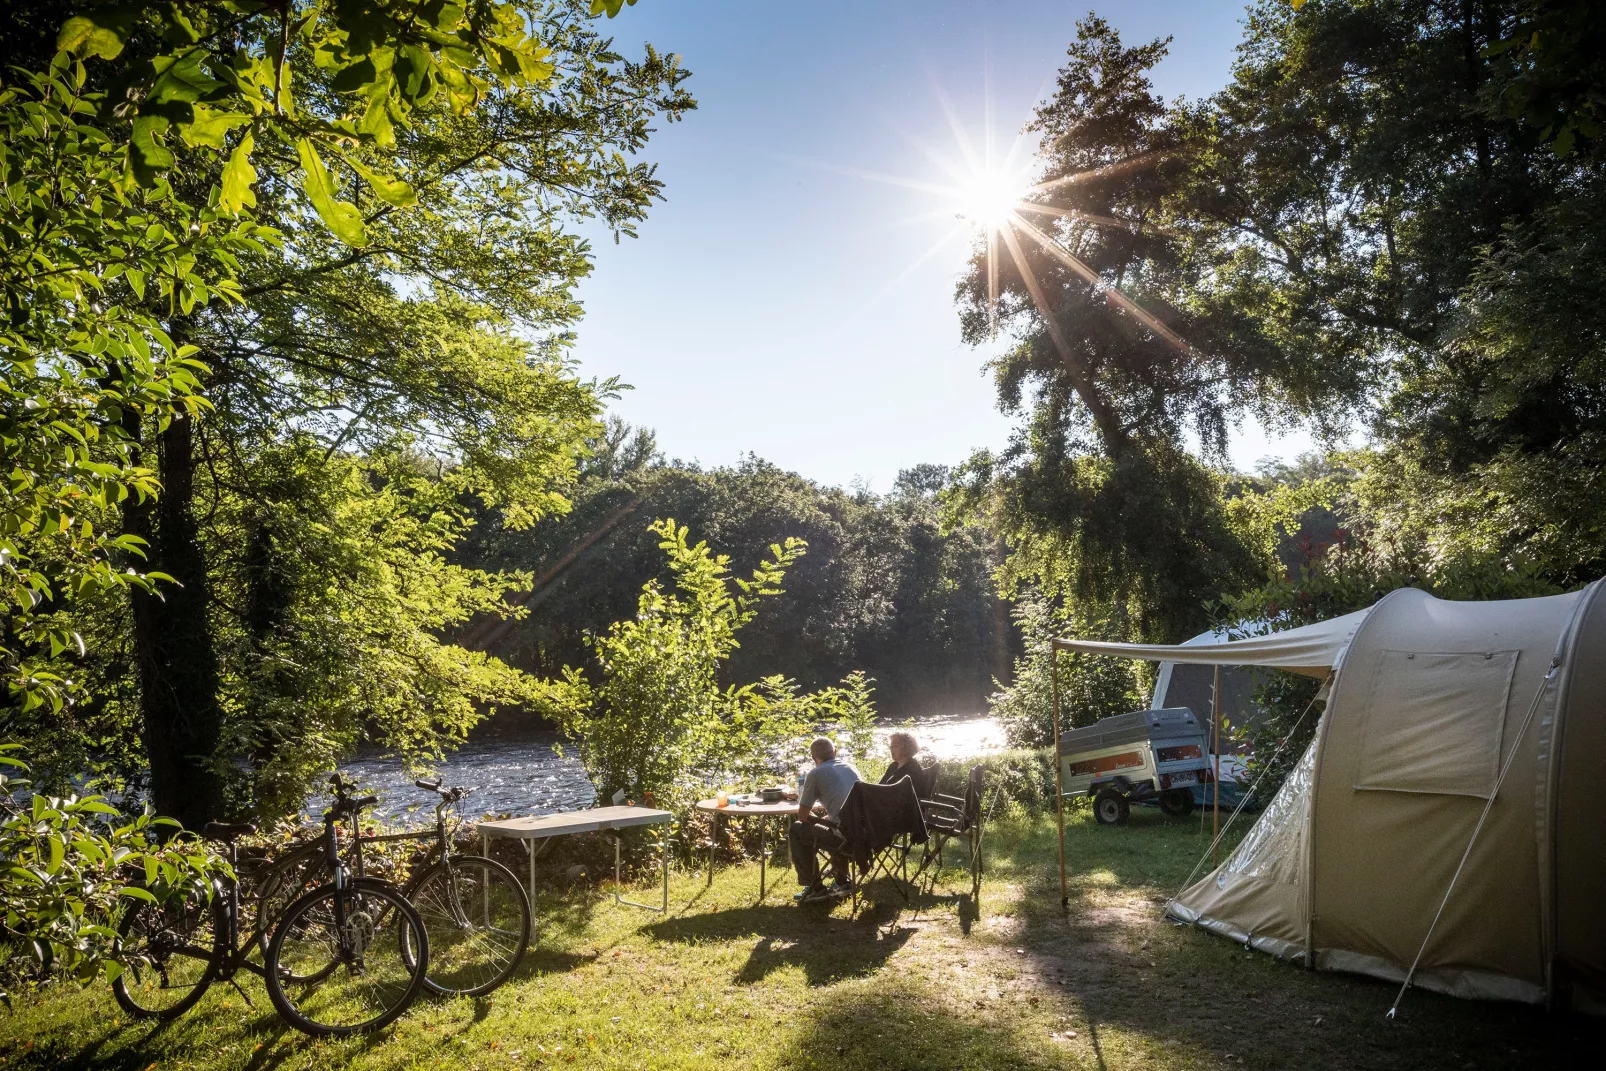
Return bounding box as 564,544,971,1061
126,411,227,830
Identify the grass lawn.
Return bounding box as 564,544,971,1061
0,808,1588,1070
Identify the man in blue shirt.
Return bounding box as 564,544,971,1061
790,737,861,902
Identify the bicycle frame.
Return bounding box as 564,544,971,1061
355,785,501,933
346,795,452,888
204,808,350,986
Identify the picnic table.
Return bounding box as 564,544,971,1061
477,805,673,912
694,796,798,900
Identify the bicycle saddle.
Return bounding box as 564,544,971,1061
203,821,258,842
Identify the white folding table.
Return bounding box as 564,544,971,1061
477,805,674,912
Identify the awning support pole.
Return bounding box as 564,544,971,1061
1052,641,1068,909
1212,664,1222,868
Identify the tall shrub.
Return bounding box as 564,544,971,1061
549,520,884,808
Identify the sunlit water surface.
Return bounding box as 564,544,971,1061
337,713,1007,822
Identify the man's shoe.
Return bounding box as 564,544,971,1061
794,884,827,902
828,879,854,898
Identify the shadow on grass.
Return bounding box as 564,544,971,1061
645,899,914,987
781,977,1065,1071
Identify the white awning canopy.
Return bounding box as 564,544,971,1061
1052,607,1371,679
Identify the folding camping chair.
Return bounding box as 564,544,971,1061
912,764,987,897
813,777,928,912
907,760,940,801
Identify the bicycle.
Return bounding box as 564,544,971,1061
348,778,531,997
244,774,531,998
112,790,430,1036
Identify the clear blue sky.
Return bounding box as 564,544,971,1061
571,0,1314,490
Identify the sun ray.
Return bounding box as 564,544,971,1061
1011,214,1193,355
995,222,1103,403
1030,151,1165,193
1015,201,1172,237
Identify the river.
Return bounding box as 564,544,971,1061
337,712,1007,821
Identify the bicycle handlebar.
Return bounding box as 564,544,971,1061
414,779,471,803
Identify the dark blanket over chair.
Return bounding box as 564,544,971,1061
838,777,927,871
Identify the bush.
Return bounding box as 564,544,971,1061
548,519,880,813
0,745,229,1005
930,748,1066,819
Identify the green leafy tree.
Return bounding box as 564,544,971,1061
1169,0,1606,588
951,17,1287,645
0,55,270,718
196,439,552,817
4,1,693,825
965,2,1606,661
465,453,1015,718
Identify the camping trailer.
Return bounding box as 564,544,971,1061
1057,707,1213,824
1054,585,1606,1014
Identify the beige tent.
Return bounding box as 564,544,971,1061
1053,584,1606,1013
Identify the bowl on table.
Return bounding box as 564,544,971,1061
759,786,784,803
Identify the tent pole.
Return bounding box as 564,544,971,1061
1212,664,1222,868
1052,641,1068,908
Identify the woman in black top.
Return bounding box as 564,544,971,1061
880,731,927,794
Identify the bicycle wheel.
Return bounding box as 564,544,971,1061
112,881,221,1020
404,855,530,997
265,881,428,1036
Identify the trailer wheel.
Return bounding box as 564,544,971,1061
1093,788,1130,826
1159,788,1195,817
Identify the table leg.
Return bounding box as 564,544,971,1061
759,816,767,900
708,811,718,887
614,830,669,913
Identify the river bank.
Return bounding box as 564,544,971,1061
338,712,1008,822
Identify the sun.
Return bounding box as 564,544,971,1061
955,166,1031,232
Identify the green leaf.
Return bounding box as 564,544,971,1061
180,106,248,150
357,96,398,146
220,131,257,213
57,15,129,60
588,0,639,18
118,885,158,903
129,116,175,185
296,139,368,247
148,49,223,106
348,158,418,208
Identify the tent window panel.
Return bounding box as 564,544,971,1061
1353,650,1517,799
1219,735,1317,886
